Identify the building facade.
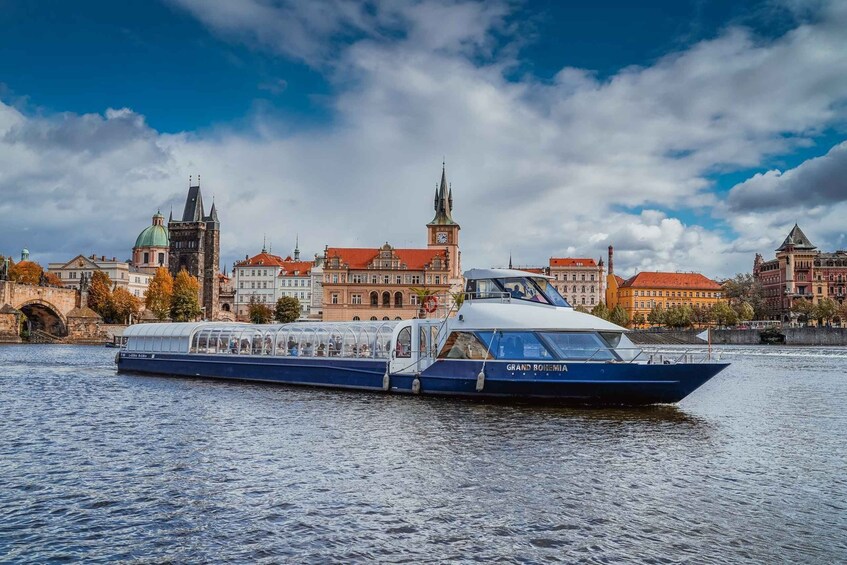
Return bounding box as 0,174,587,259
754,224,847,320
48,254,152,298
233,247,315,320
168,179,220,320
614,272,723,321
548,257,605,308
321,165,461,322
132,211,169,273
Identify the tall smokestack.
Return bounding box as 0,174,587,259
608,245,614,275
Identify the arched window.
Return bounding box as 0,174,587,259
382,292,391,306
370,291,378,306
394,291,403,307
353,316,360,321
370,316,378,321
382,316,389,321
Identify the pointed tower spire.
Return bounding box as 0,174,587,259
262,234,267,254
429,161,456,225
294,234,300,261
509,253,513,270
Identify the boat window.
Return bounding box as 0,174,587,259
598,332,622,348
497,277,548,303
465,278,503,300
475,331,554,360
532,278,570,307
438,332,494,360
396,327,412,358
540,332,615,361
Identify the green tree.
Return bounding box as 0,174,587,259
145,266,173,320
692,305,714,327
574,305,591,314
664,305,693,328
171,269,202,322
735,301,755,323
712,301,738,327
274,296,301,323
410,287,438,319
590,302,610,320
647,304,665,327
814,298,837,326
88,270,114,318
248,296,273,324
609,305,629,327
631,311,646,328
791,298,815,326
111,287,142,324
723,273,766,318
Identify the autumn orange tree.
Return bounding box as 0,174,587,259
111,287,142,324
145,267,174,320
88,271,114,318
171,269,202,321
9,261,43,285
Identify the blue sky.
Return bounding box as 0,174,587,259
1,0,846,277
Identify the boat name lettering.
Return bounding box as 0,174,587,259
506,363,567,372
122,353,153,359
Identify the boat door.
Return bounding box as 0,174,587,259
389,322,417,375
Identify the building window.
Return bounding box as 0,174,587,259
382,292,391,306
332,274,339,283
353,316,360,321
394,292,403,307
331,293,339,304
158,253,165,265
143,252,149,264
370,316,378,321
383,275,390,284
371,275,378,284
352,294,362,304
410,275,421,285
251,282,255,289
435,275,441,284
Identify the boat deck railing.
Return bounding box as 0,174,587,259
596,347,721,365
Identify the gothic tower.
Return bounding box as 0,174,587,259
427,163,461,281
168,178,220,319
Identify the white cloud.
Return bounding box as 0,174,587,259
3,0,847,280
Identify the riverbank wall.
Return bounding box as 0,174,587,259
629,328,847,346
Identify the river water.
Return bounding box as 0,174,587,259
0,345,845,563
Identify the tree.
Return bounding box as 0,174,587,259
692,305,714,327
712,301,738,327
814,298,837,327
631,311,646,328
791,298,815,326
609,305,629,327
111,287,142,324
274,296,301,323
574,305,591,314
590,302,610,320
410,286,438,319
735,301,755,323
247,296,273,324
145,267,173,320
723,273,765,317
8,261,43,285
88,270,114,318
647,304,665,327
664,305,693,328
171,269,202,322
44,272,63,286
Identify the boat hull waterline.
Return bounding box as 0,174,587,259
117,352,728,405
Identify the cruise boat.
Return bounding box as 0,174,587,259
116,269,729,405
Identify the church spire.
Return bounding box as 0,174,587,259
428,161,457,226
294,234,300,261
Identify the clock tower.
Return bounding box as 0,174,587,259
427,163,461,282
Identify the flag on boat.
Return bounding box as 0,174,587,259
696,329,710,342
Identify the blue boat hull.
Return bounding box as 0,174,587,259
117,352,727,405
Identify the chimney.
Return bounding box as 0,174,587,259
608,245,614,275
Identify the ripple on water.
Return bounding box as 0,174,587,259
1,344,846,563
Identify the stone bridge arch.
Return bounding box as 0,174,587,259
18,299,68,337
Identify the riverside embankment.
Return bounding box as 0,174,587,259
629,327,847,346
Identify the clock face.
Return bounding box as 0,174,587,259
436,232,448,244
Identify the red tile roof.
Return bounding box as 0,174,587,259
614,275,625,285
237,252,287,267
522,267,547,275
550,257,598,267
620,272,721,290
327,247,447,270
278,261,313,277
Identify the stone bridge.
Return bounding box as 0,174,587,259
0,281,103,342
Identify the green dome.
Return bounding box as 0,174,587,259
135,224,169,249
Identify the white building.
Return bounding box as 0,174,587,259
548,257,606,308
233,246,315,319
48,254,152,298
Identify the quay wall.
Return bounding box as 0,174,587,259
629,328,847,346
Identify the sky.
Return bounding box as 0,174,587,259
1,0,846,278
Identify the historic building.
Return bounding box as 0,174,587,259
321,165,461,322
233,244,314,320
754,224,847,320
217,268,236,321
132,211,169,273
168,179,220,320
48,254,152,298
605,246,723,321
548,257,605,308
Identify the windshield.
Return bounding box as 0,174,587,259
494,277,570,307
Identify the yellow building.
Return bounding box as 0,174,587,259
609,271,724,321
